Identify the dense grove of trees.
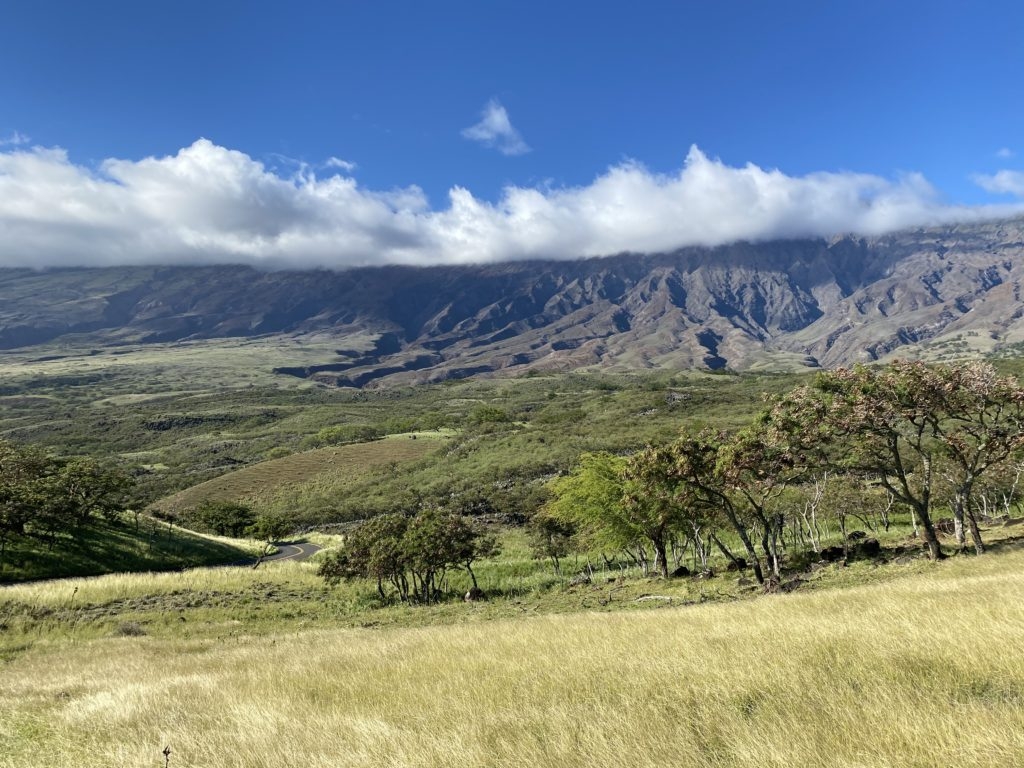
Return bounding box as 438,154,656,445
0,439,130,568
318,507,498,603
540,361,1024,586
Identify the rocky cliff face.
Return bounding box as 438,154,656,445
2,216,1024,385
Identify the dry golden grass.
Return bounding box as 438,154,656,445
0,559,316,611
151,435,442,514
2,550,1023,767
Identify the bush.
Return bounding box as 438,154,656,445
180,500,255,537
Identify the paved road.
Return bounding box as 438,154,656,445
258,541,322,563
243,540,319,565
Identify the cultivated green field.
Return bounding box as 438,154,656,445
2,544,1022,767
149,433,449,516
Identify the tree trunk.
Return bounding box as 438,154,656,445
758,524,782,580
951,495,967,552
709,532,742,571
723,508,764,584
653,537,669,578
966,510,986,555
916,505,944,560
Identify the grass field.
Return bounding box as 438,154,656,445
149,433,449,516
1,545,1022,767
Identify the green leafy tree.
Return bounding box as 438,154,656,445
248,510,293,555
0,442,50,565
546,452,631,554
182,500,255,537
527,509,575,575
310,424,382,447
621,444,696,578
669,431,767,584
469,405,511,426
401,508,497,602
0,441,132,567
716,416,806,580
51,457,130,528
344,518,411,602
320,509,497,604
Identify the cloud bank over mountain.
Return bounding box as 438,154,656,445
0,138,1020,269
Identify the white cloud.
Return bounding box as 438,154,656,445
973,169,1024,197
325,156,357,173
461,99,531,156
0,139,1019,269
996,147,1015,159
0,130,30,146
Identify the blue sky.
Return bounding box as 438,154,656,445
1,1,1023,268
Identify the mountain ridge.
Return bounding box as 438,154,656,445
2,216,1024,385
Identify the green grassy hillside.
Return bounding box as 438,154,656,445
0,344,808,522
0,514,258,583
148,433,448,516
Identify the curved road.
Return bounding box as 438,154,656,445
259,541,322,563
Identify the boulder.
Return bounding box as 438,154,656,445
857,538,882,558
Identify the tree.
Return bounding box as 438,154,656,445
772,364,944,559
546,451,668,570
921,361,1024,554
0,441,49,566
546,452,630,553
621,444,696,578
319,513,409,600
52,457,131,525
527,509,575,575
774,360,1024,560
319,509,498,604
0,441,132,567
670,431,767,584
248,510,293,555
401,508,497,603
716,416,807,580
181,500,255,537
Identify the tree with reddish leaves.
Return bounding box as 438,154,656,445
669,430,768,585
917,361,1024,554
716,415,808,581
773,360,1024,560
